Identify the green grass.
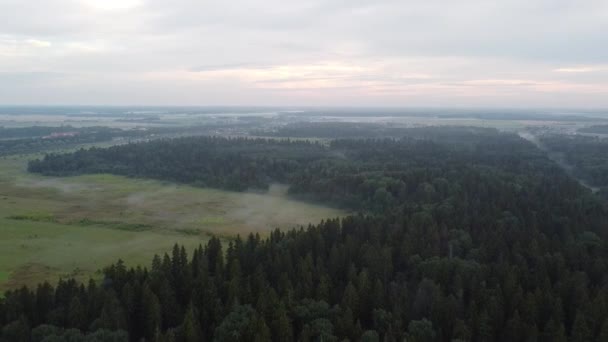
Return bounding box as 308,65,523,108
0,217,210,291
199,216,226,225
7,211,57,222
0,154,347,291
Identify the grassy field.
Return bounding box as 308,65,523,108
0,155,346,291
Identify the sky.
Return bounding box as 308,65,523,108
0,0,607,107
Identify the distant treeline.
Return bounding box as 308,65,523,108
256,123,517,147
4,127,608,341
0,126,93,140
0,125,233,157
253,122,401,138
579,125,608,135
0,127,129,156
280,109,608,121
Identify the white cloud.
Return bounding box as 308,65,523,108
555,67,594,73
25,39,52,48
554,66,608,73
80,0,143,11
0,0,607,106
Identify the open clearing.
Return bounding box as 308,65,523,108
0,155,346,291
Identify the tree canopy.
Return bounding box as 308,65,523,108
4,127,608,341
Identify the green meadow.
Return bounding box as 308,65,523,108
0,154,346,291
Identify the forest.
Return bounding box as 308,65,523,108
3,127,608,341
0,125,242,157
257,123,500,141
254,122,405,138
578,125,608,135
540,134,608,197
0,127,135,157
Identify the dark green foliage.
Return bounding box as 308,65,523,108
407,319,436,342
1,316,29,342
261,122,528,144
578,125,608,134
255,121,406,138
28,127,600,216
34,327,127,342
0,126,104,140
213,305,256,341
0,124,230,156
4,127,608,341
541,134,608,190
0,126,129,156
29,136,329,192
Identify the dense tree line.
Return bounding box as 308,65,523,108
578,125,608,135
0,136,109,157
5,127,608,341
3,211,608,341
540,135,608,193
253,122,403,138
0,126,87,140
0,125,238,157
0,127,140,157
28,127,562,212
28,137,328,192
256,123,505,141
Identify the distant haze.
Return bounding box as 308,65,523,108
0,0,607,107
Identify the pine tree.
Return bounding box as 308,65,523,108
91,291,126,331
272,304,293,342
407,318,436,342
1,316,30,342
251,315,271,342
571,311,591,342
598,318,608,342
67,296,86,330
142,284,162,341
182,303,203,342
542,317,567,342
342,282,360,318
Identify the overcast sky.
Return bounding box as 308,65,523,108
0,0,607,107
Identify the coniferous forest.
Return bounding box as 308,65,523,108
3,127,608,341
540,134,608,193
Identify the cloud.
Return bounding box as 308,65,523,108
190,63,276,72
25,39,52,48
187,61,435,92
554,67,607,73
80,0,143,11
0,0,607,106
0,71,66,82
